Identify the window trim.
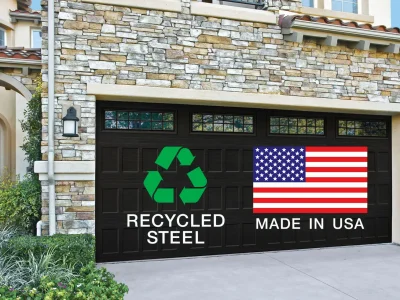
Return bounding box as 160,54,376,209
336,118,389,138
0,27,6,47
268,115,326,137
190,112,256,135
31,28,42,48
102,109,177,134
330,0,359,14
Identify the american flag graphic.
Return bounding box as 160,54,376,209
253,146,368,214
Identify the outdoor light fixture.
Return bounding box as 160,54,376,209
62,107,79,137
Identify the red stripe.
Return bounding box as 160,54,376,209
306,157,368,162
306,177,367,182
253,208,368,214
305,167,367,172
253,188,367,193
306,146,368,152
253,198,367,203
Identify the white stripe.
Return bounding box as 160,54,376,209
253,193,367,198
307,152,367,157
306,172,367,178
306,162,367,167
253,182,368,188
253,203,367,209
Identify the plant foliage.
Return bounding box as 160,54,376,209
5,234,95,273
0,173,41,232
20,76,42,168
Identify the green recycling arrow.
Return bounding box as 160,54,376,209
143,146,207,205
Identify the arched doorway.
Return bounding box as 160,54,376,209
0,72,34,177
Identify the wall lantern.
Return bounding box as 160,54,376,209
62,107,79,137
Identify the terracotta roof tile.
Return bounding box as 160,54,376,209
10,9,41,15
0,47,41,60
280,15,400,35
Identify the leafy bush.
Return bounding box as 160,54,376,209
0,173,41,232
0,263,129,300
21,76,42,169
5,234,95,273
0,248,75,291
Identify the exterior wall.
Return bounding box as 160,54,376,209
369,0,391,28
0,87,16,176
14,20,41,48
0,69,40,177
39,0,400,234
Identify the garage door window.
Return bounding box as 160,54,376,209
104,110,174,131
192,113,254,133
270,117,325,135
338,119,387,137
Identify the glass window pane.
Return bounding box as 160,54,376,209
32,30,42,48
338,119,387,137
192,113,254,134
302,0,314,7
270,116,325,136
117,112,129,120
107,111,174,131
105,111,116,120
0,29,5,46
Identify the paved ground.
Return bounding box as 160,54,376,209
101,244,400,300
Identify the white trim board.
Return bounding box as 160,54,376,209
191,2,276,24
87,84,400,116
82,0,182,12
34,161,95,181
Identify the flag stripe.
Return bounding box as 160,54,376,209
253,193,367,198
306,146,368,152
253,182,368,188
305,167,367,172
253,198,367,203
306,152,367,157
306,162,368,167
306,177,368,182
306,172,367,177
254,203,367,208
253,208,368,214
306,157,368,162
253,188,367,193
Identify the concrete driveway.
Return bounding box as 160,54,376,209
101,244,400,300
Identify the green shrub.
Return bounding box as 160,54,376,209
0,263,129,300
0,173,41,232
5,234,95,273
0,248,75,291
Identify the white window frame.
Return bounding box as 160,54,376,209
31,28,42,48
324,0,362,14
302,0,318,8
0,28,6,47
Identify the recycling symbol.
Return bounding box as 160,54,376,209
143,147,207,204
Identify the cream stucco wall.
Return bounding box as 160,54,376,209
14,21,40,48
369,0,391,27
0,87,16,176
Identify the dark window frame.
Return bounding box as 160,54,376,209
337,118,388,138
102,109,177,133
190,112,256,135
268,116,326,137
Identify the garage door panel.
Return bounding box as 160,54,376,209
96,102,392,262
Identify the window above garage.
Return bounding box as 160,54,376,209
269,116,325,136
192,113,254,134
104,110,175,131
337,119,387,137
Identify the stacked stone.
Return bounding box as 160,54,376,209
38,0,400,234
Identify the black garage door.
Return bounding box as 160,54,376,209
96,101,391,262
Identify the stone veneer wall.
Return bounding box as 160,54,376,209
39,0,400,234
